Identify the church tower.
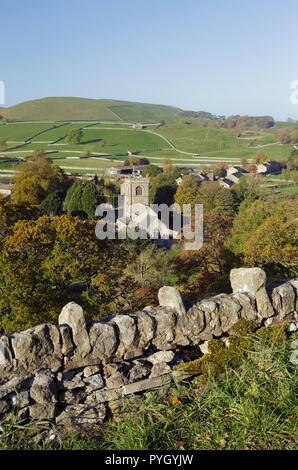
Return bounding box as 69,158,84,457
120,178,150,219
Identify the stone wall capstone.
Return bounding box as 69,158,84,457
0,267,297,432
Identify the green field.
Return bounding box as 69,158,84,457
0,159,17,170
154,123,293,161
0,112,295,176
30,123,84,142
0,122,56,141
1,124,170,154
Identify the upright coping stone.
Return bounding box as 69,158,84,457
158,286,186,316
59,302,91,354
230,267,274,319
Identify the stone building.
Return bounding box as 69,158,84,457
117,178,179,247
120,177,150,219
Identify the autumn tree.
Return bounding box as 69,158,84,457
0,215,109,332
0,198,40,240
281,168,290,181
245,164,257,173
11,157,68,205
213,167,222,177
31,147,48,159
174,175,199,209
243,212,297,277
253,150,268,164
175,213,233,299
213,188,238,217
162,158,173,174
216,161,228,170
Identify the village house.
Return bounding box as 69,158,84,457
226,166,248,177
228,171,245,184
219,178,234,189
257,160,282,175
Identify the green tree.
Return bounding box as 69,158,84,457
231,176,266,204
213,188,238,217
82,181,100,219
63,181,84,217
65,128,83,144
150,173,177,206
171,167,181,179
228,199,273,255
196,181,221,212
39,191,64,216
142,164,162,178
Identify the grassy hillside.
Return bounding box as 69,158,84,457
0,97,183,123
155,123,293,161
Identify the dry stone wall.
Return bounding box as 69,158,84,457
0,267,297,431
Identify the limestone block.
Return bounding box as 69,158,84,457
0,336,12,365
158,286,186,316
59,302,91,354
30,370,57,404
230,267,274,319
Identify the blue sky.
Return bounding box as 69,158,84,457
1,0,298,120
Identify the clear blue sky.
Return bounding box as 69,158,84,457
1,0,298,120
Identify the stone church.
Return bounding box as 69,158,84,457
120,178,150,219
117,178,179,246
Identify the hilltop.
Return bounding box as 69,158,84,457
0,97,183,123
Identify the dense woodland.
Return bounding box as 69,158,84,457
0,150,297,334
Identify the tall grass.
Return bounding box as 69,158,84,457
97,336,297,450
